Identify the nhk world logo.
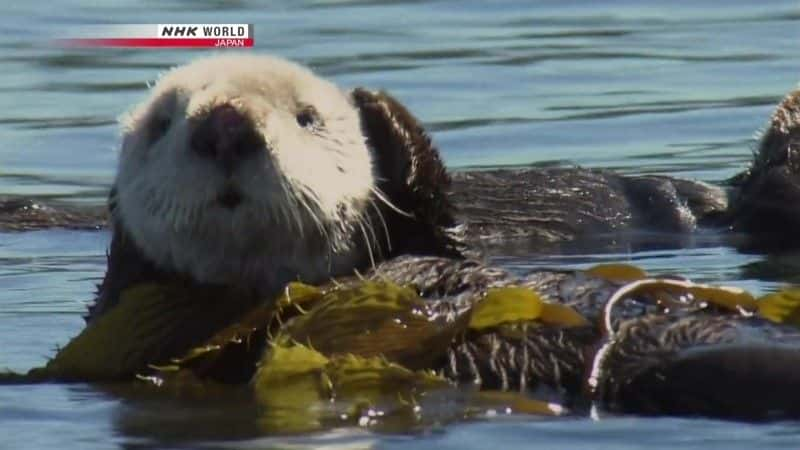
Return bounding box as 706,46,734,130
60,24,254,48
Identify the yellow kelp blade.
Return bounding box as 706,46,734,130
585,263,648,283
253,340,331,433
160,304,274,382
469,390,566,417
274,282,324,311
469,287,588,331
607,278,758,316
284,281,468,370
253,338,450,434
758,288,800,326
40,282,262,381
326,353,448,399
692,285,758,312
158,282,325,382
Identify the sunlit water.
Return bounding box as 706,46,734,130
2,1,800,448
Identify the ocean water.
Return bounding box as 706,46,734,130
1,1,800,448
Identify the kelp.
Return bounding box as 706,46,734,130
469,390,566,416
153,282,324,383
282,281,469,370
469,286,588,330
586,276,800,402
156,280,470,378
251,337,450,433
757,287,800,326
134,279,579,431
20,263,800,385
592,276,800,330
10,260,800,431
584,263,648,283
34,282,263,381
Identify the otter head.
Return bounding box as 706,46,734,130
729,88,800,246
110,54,454,292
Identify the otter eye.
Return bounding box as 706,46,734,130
296,106,321,128
150,116,171,142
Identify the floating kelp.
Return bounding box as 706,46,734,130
11,259,800,426
757,287,800,326
584,263,648,283
253,337,450,433
282,281,469,370
156,280,472,377
126,279,579,432
251,337,564,433
469,286,588,331
150,282,325,383
595,278,762,340
469,390,566,417
592,277,800,333
39,282,263,380
586,276,800,412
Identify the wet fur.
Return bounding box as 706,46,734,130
726,89,800,248
450,168,728,256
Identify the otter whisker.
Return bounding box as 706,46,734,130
275,182,294,232
369,197,392,253
295,183,335,251
267,194,289,231
279,181,306,238
295,189,323,243
360,209,383,260
370,186,413,218
287,196,306,239
296,191,324,242
356,218,376,269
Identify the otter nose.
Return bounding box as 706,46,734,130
191,104,260,175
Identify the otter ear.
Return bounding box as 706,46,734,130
350,88,457,255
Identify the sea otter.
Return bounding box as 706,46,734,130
84,54,457,320
446,85,800,253
726,88,800,248
7,78,800,252
5,55,800,422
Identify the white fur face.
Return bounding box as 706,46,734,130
115,54,377,288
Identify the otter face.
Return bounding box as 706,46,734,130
730,88,800,244
115,55,377,287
